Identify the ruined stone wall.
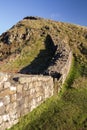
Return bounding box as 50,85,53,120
60,51,72,84
53,51,73,93
44,39,73,84
0,48,73,130
0,73,53,130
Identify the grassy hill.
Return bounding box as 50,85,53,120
0,16,87,74
0,16,87,130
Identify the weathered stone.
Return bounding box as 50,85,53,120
24,90,30,97
19,77,31,84
22,108,30,115
24,96,29,108
4,81,11,89
3,114,10,122
29,88,36,95
0,83,3,91
35,91,43,98
0,88,10,98
30,101,36,111
23,83,29,91
6,102,17,112
0,105,5,115
0,73,8,83
13,119,19,125
0,101,3,107
0,116,2,124
0,69,72,130
37,96,42,102
4,122,12,129
18,105,25,116
18,98,24,106
0,122,5,130
10,86,16,92
11,93,17,102
17,92,22,101
17,84,23,93
9,110,18,120
28,82,33,89
3,95,10,105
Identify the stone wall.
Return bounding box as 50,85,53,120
44,40,73,85
44,41,72,79
0,49,73,130
55,51,72,92
50,51,73,94
60,51,72,84
0,73,53,130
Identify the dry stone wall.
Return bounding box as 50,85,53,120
45,40,72,83
0,45,73,130
0,73,53,130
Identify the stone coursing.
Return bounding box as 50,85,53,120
0,48,72,130
45,41,72,80
0,42,73,130
0,73,53,130
44,39,72,93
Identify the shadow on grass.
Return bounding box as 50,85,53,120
20,35,57,74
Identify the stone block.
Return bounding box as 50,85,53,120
0,116,2,124
0,83,3,92
29,88,36,95
0,73,55,130
10,86,16,92
17,92,22,101
0,122,5,130
0,73,8,83
19,77,31,84
23,89,31,97
28,82,33,89
22,108,30,115
4,81,11,89
6,102,17,112
24,96,29,108
17,84,23,93
13,119,19,125
35,91,43,98
0,100,3,107
18,98,24,106
3,95,10,105
3,114,10,122
11,93,17,102
0,88,10,98
23,83,29,91
9,109,17,119
37,96,42,102
0,105,5,115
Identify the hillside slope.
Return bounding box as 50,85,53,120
0,17,87,130
0,16,87,75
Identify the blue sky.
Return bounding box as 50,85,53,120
0,0,87,34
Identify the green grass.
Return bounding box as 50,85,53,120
8,55,87,130
0,39,45,72
8,88,87,130
2,18,87,130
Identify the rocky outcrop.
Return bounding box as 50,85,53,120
23,16,42,20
